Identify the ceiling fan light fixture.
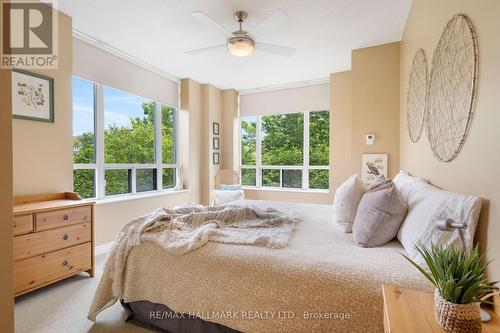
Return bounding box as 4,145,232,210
227,36,254,57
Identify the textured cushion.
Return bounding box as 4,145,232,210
395,171,482,265
369,175,393,191
220,184,243,191
353,183,408,247
211,190,244,206
332,175,367,233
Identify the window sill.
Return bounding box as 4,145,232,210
90,189,190,206
242,186,330,194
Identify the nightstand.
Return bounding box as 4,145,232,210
382,285,500,333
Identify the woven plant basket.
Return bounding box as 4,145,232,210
434,289,481,333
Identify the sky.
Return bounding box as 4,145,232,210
72,77,151,136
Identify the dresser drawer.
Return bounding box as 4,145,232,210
14,222,91,261
35,205,91,231
13,214,33,236
14,242,91,295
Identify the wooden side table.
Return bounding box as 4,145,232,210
382,285,500,333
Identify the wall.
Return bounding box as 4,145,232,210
0,68,14,333
181,79,238,206
12,12,73,196
180,78,202,204
351,42,400,178
220,89,239,170
203,85,222,205
330,71,352,191
400,0,500,280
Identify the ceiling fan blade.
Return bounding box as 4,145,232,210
185,44,226,55
255,42,296,57
250,9,289,38
192,11,233,38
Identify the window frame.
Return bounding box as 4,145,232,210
240,111,330,191
73,76,179,199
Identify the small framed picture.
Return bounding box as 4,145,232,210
213,122,220,135
12,69,54,122
213,152,220,165
213,137,220,150
361,153,388,184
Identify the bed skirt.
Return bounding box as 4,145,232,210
121,300,241,333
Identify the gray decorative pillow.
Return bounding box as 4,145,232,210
352,183,408,248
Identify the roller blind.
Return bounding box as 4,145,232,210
240,83,330,116
73,38,179,107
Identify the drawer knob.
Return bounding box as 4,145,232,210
63,260,68,266
63,214,69,221
63,234,69,240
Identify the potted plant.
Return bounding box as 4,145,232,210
403,242,498,333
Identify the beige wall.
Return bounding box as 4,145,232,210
351,42,400,178
181,78,204,204
220,89,239,170
330,71,352,191
203,85,222,204
400,0,500,280
12,12,73,196
0,69,14,333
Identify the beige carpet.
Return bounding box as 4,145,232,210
15,254,148,333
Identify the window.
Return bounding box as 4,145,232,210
240,111,329,190
73,77,96,199
72,76,178,199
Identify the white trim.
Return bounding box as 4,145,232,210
239,78,330,95
154,101,163,190
255,116,262,187
95,83,105,199
303,111,310,190
95,242,114,257
242,186,329,194
73,29,180,84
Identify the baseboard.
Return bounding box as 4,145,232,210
95,241,114,256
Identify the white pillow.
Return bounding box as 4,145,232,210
332,175,367,233
393,170,428,202
395,171,482,265
210,189,244,206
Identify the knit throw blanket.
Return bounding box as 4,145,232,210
88,204,300,321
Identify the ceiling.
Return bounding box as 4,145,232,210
58,0,412,91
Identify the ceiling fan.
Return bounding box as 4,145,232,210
186,9,295,57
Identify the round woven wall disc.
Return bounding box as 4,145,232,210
426,14,478,162
407,49,428,143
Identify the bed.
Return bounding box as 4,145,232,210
90,199,432,332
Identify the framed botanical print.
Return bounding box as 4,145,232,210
213,122,220,135
12,69,54,122
213,137,220,150
213,152,220,165
361,153,388,184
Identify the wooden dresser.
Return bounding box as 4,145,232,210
13,192,95,296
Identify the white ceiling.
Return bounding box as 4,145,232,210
59,0,412,91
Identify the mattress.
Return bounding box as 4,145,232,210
92,199,432,332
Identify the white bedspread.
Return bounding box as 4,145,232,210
89,200,432,332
